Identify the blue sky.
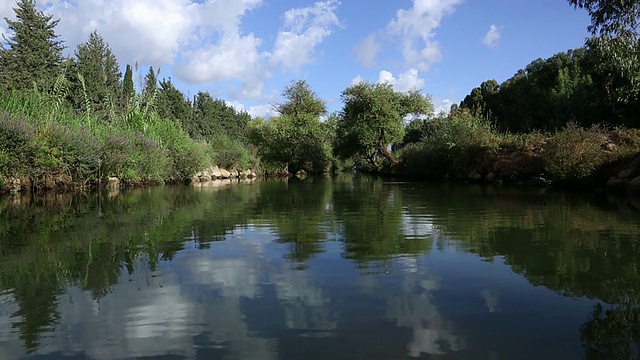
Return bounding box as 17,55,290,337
0,0,591,117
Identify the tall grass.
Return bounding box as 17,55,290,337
0,88,211,190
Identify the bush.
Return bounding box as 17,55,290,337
400,111,502,178
210,134,252,170
543,123,610,182
0,112,37,178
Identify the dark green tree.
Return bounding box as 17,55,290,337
250,81,333,174
74,30,121,117
122,64,135,108
141,65,158,107
0,0,65,91
569,0,640,125
157,77,191,128
336,82,433,168
190,91,250,142
275,80,326,118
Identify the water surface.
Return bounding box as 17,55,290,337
0,175,639,359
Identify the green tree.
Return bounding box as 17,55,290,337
156,78,191,128
141,65,158,107
74,30,121,118
568,0,640,36
250,81,332,174
0,0,65,91
190,91,250,142
570,0,640,125
122,64,135,109
336,82,433,168
276,80,326,118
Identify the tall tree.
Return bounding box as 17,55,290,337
570,0,640,124
250,81,333,174
121,64,135,110
141,65,158,104
568,0,640,36
336,82,433,168
75,30,121,116
157,78,192,128
275,80,326,118
0,0,65,91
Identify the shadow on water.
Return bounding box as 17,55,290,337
0,176,639,358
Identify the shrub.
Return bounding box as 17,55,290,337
543,123,608,182
400,111,502,178
210,134,252,170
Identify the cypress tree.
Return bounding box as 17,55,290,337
75,30,121,115
0,0,65,91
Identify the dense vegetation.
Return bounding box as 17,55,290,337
1,0,640,192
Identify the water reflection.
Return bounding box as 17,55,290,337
0,177,639,358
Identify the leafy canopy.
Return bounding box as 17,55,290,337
337,82,433,167
0,0,65,91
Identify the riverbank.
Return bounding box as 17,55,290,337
396,111,640,194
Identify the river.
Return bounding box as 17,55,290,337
0,175,639,359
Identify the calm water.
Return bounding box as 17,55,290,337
0,175,639,359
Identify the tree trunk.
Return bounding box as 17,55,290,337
378,144,398,166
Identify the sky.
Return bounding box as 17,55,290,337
0,0,592,117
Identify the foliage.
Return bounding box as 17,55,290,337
0,0,65,91
250,114,333,174
460,49,603,132
210,133,254,170
188,91,250,142
275,80,326,118
250,81,333,175
336,81,433,168
400,110,501,179
568,0,640,37
542,123,611,181
74,30,121,120
157,78,192,129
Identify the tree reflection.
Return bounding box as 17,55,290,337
581,300,640,360
332,175,432,265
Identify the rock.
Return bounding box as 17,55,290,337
618,169,637,180
106,177,120,190
485,172,496,182
198,174,212,182
219,168,231,178
230,169,239,178
247,170,257,178
607,177,629,192
629,176,640,194
190,176,200,184
211,165,223,178
468,170,482,181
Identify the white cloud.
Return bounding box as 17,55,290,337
350,75,364,85
228,101,278,119
270,0,341,70
483,24,501,48
354,33,380,67
434,98,453,114
25,0,338,103
377,68,425,93
358,0,461,71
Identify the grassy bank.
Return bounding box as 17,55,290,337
0,89,253,192
399,110,640,189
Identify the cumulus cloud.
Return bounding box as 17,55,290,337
483,24,501,48
229,102,279,119
377,68,425,92
354,33,380,67
358,0,462,70
270,0,341,70
26,0,339,102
